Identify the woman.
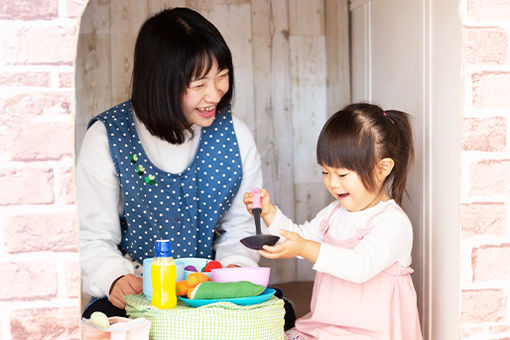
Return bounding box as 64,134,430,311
78,7,262,317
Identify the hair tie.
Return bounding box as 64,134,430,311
383,111,395,125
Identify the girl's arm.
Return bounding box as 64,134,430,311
264,203,335,242
259,229,322,263
257,202,338,263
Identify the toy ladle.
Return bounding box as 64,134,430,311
240,188,280,250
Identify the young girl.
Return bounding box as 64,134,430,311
78,8,263,317
244,103,423,339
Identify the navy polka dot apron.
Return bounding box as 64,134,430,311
88,100,243,263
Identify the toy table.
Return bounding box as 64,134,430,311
125,294,285,340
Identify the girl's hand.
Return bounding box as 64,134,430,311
259,230,320,263
242,188,277,225
258,229,305,259
108,274,143,309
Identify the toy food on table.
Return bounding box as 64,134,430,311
187,272,211,286
90,311,110,329
174,272,211,297
188,281,265,300
203,260,222,272
176,280,189,296
82,315,151,340
184,265,198,272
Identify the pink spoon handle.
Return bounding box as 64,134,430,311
251,187,261,209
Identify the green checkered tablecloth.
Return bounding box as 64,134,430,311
125,294,285,340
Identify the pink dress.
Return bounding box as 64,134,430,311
294,204,423,340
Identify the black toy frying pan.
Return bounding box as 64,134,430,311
240,188,280,250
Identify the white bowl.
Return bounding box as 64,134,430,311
179,257,213,279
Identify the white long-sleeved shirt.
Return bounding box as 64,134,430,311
266,200,413,283
78,112,261,298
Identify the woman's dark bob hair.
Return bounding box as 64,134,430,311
131,7,234,144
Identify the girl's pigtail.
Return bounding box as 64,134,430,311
385,110,414,204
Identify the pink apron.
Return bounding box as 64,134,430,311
295,204,423,340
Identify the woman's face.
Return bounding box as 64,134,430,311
181,59,230,127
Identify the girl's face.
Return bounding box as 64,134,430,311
181,58,230,127
321,165,387,212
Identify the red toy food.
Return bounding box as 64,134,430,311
203,260,222,272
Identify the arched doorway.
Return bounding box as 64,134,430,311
75,1,462,338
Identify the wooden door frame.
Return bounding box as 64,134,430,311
426,0,461,338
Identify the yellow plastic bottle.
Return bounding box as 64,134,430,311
151,239,177,309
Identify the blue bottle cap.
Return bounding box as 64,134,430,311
155,239,171,257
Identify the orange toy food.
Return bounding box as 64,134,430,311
175,280,188,296
186,272,210,298
186,272,210,287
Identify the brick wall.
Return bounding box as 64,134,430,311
460,0,510,339
0,1,85,339
0,0,509,339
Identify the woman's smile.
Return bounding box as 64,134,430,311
196,105,216,118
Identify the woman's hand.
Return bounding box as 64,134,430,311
259,230,320,263
243,188,277,225
108,274,143,309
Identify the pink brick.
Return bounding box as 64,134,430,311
468,0,510,20
460,203,506,238
461,289,506,323
462,117,506,151
10,307,80,340
460,325,485,338
0,262,57,301
464,26,508,64
0,72,51,87
58,72,73,88
61,0,87,18
472,244,510,281
0,22,76,65
60,166,75,204
63,261,81,298
0,0,58,20
4,212,78,253
490,325,510,334
0,91,72,115
470,159,510,195
0,168,54,205
5,121,73,161
472,72,510,108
